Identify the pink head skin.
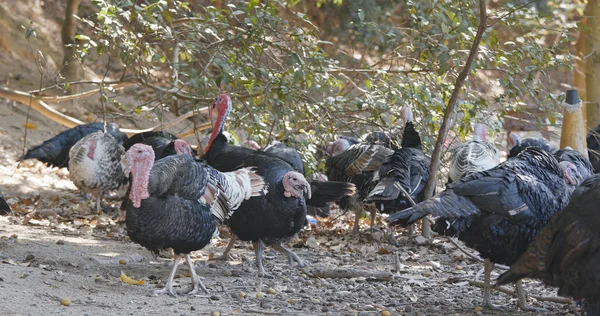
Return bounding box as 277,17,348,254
400,107,413,125
174,139,193,156
242,140,261,150
283,171,311,199
205,94,233,153
327,138,350,156
87,139,98,160
559,161,581,186
126,144,156,208
473,123,487,142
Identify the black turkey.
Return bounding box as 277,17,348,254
496,174,600,315
68,131,129,213
203,94,355,275
387,147,592,310
364,107,431,244
508,133,555,158
20,123,127,168
448,123,500,183
125,144,267,295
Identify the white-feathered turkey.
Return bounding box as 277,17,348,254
448,123,500,183
69,131,128,213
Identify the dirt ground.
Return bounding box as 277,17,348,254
0,100,583,316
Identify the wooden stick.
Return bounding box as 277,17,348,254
302,267,393,281
0,87,85,128
469,280,572,304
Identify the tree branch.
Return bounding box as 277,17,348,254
420,0,488,238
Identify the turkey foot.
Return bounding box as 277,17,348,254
273,243,305,267
218,235,238,261
516,280,547,312
185,254,209,295
253,240,274,278
481,259,505,310
154,253,182,297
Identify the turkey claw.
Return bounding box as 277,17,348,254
154,287,177,297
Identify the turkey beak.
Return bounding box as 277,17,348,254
299,182,311,200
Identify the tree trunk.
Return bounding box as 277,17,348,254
61,0,83,94
420,0,487,239
585,0,600,129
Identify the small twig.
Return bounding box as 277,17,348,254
469,280,572,304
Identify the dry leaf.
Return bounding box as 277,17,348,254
23,122,37,130
119,271,144,285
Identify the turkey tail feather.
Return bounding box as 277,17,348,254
206,167,268,223
364,178,402,202
307,181,356,207
386,190,481,227
0,195,11,216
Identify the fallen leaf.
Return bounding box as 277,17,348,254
23,122,37,130
119,271,144,285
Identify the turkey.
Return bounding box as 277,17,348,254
507,133,555,158
20,123,128,168
68,131,129,213
496,174,600,315
262,140,332,217
364,107,431,244
387,147,592,310
122,131,195,160
203,94,355,275
448,123,500,183
124,144,267,295
326,125,405,235
586,123,600,173
0,189,11,215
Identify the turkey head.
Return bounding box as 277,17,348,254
283,171,311,199
127,144,155,208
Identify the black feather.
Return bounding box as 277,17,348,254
20,123,127,168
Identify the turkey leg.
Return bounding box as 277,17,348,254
516,279,546,312
154,253,182,296
253,240,271,278
185,254,208,294
352,206,362,235
273,242,305,267
219,234,238,261
482,258,499,309
369,204,376,233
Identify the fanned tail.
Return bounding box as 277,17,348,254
386,190,480,227
308,181,356,207
206,167,268,223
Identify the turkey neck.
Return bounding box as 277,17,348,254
473,123,487,142
129,158,153,208
205,108,228,154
